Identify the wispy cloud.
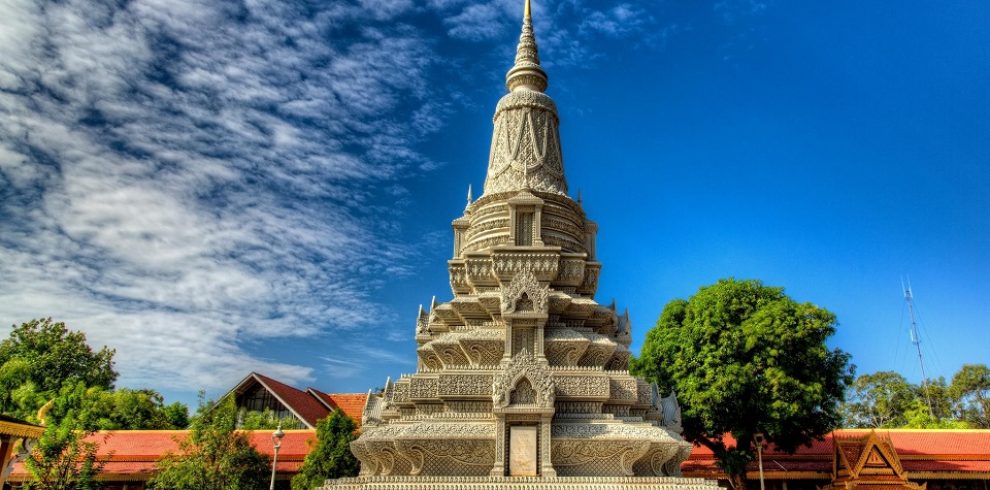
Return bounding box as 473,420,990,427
0,0,687,398
321,345,414,381
0,0,438,392
435,0,677,70
579,3,652,38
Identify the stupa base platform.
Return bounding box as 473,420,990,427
320,476,719,490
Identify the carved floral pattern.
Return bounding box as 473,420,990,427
491,350,554,409
500,270,549,314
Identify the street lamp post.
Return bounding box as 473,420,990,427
270,424,285,490
754,433,767,490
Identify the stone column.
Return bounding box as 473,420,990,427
491,417,506,476
540,415,556,477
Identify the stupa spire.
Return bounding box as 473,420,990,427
482,0,567,196
506,0,548,92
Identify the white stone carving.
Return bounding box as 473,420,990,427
500,270,549,314
492,350,554,409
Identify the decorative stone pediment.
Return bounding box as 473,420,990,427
501,270,549,314
492,350,554,410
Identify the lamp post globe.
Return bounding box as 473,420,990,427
270,423,285,490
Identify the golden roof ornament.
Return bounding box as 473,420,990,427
506,0,548,92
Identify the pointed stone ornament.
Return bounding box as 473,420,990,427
416,304,429,335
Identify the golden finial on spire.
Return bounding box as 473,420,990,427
506,0,547,92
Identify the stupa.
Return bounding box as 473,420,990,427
322,2,718,489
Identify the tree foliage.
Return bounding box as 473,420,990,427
76,388,190,430
290,409,359,490
632,279,853,490
149,397,269,490
949,364,990,428
238,408,303,430
23,389,105,490
842,371,915,428
4,318,190,488
0,318,117,419
0,319,188,430
841,364,990,429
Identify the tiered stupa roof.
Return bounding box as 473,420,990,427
325,2,716,489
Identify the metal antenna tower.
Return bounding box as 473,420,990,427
903,277,934,416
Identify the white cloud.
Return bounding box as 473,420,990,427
0,0,438,392
579,3,651,38
0,0,687,398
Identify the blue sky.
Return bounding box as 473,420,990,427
1,0,987,407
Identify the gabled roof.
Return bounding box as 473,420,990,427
226,372,332,428
835,431,904,479
825,431,924,490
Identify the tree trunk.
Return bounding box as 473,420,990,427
730,472,749,490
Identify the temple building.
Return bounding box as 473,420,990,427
326,2,715,489
224,372,367,429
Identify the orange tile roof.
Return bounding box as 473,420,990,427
307,389,367,426
8,428,990,482
683,430,990,478
8,430,317,482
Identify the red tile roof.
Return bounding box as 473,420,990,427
8,430,317,482
246,373,333,429
683,430,990,478
8,428,990,483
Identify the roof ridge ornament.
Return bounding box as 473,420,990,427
506,0,548,92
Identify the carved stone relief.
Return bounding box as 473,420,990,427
501,270,549,314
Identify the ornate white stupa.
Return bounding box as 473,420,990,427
321,2,718,489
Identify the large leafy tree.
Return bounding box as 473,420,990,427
0,318,117,419
950,364,990,428
1,319,188,429
632,279,853,490
149,397,269,490
290,409,360,490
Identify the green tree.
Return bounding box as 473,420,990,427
901,398,969,429
76,388,190,430
0,318,117,419
23,387,106,490
914,376,956,422
290,409,359,490
842,371,917,428
632,279,853,490
949,364,990,428
149,397,269,490
238,408,303,430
